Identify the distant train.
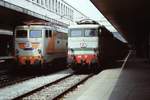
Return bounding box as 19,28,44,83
0,30,13,57
14,24,68,68
67,19,128,71
0,30,15,66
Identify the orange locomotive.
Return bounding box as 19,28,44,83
15,25,67,68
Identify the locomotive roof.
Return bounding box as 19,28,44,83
69,24,100,29
15,25,53,29
15,25,68,33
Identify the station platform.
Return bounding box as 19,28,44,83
73,51,150,100
0,56,14,63
0,56,14,60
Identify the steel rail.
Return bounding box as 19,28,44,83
13,73,74,100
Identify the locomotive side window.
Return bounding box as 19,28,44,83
45,30,52,38
63,33,67,39
85,29,97,37
30,30,42,38
70,29,82,37
57,32,63,39
16,30,27,38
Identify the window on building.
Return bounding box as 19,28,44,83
49,0,52,10
58,2,60,14
64,5,66,16
71,10,73,20
56,0,57,12
37,0,39,3
63,5,65,15
54,0,56,12
52,0,54,11
66,6,67,16
49,0,51,10
66,7,67,16
68,8,70,16
33,0,37,3
68,8,70,17
41,0,44,5
70,9,72,19
61,3,63,15
45,0,48,7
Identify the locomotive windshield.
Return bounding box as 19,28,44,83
30,30,42,38
70,29,82,37
69,28,97,37
16,30,27,38
85,29,97,37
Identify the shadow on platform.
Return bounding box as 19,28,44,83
108,52,150,100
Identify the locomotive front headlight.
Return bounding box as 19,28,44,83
77,55,82,58
68,50,72,55
84,55,88,58
68,48,74,55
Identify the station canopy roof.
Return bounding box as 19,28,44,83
91,0,150,44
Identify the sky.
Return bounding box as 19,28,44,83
64,0,127,42
64,0,116,31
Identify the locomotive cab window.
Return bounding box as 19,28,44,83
29,30,42,38
85,29,97,37
45,30,52,38
70,29,83,37
16,30,27,38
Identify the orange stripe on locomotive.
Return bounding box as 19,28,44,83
18,43,40,49
18,56,42,65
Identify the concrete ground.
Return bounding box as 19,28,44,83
64,51,150,100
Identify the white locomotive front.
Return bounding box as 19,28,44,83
68,24,100,71
15,25,67,67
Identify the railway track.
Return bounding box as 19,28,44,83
0,68,73,99
0,67,72,89
13,73,93,100
0,69,38,88
0,75,35,89
0,64,68,89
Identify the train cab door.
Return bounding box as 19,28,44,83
0,34,13,56
45,29,54,54
55,31,65,53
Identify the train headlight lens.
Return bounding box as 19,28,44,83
84,55,88,58
68,49,74,55
77,55,82,58
68,51,71,55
